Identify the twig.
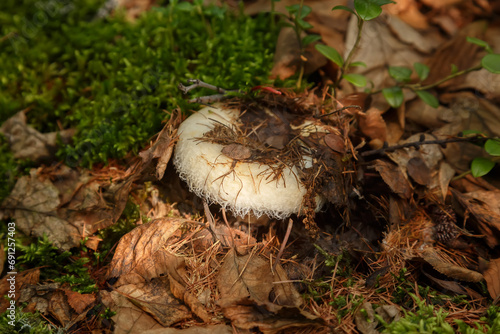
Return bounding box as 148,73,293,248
273,218,294,271
178,79,240,104
314,105,362,118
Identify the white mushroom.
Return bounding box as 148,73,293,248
173,103,326,220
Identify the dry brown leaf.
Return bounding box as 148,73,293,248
116,277,192,327
354,302,378,334
217,249,321,332
270,28,327,80
451,189,500,248
373,160,412,199
63,289,96,314
48,290,72,327
422,269,483,299
423,21,486,89
358,107,387,144
0,167,134,250
106,218,185,283
421,247,483,282
384,0,429,29
0,268,40,313
101,290,167,334
143,324,233,334
139,111,181,180
483,258,500,299
0,111,74,163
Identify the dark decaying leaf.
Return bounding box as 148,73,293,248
421,269,483,299
373,159,412,199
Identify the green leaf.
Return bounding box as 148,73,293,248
302,34,321,46
482,54,500,74
315,44,344,67
451,64,459,74
332,5,356,15
285,4,300,14
466,36,492,53
388,66,412,82
471,157,495,177
175,1,194,11
349,61,367,68
354,0,395,21
297,18,313,30
461,130,484,137
343,73,367,87
382,86,404,108
413,62,429,81
416,90,439,108
485,139,500,156
299,5,312,19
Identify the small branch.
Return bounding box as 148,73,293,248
178,79,240,104
314,105,362,118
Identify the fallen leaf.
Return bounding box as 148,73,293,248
0,268,40,313
421,247,483,282
451,189,500,248
139,111,181,180
373,159,412,199
115,277,192,327
354,302,378,334
48,290,72,327
1,167,134,250
143,324,233,334
64,289,96,314
217,249,321,332
483,258,500,299
101,290,166,334
358,107,387,144
0,111,75,163
106,218,185,284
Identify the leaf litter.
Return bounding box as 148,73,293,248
2,1,500,333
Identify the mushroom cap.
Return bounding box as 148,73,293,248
174,104,325,219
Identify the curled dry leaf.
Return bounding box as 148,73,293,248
106,218,185,284
358,107,387,145
139,110,181,180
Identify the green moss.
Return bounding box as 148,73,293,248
0,307,54,334
0,0,277,167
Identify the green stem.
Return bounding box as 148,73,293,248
333,15,364,97
296,0,305,89
371,64,483,95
